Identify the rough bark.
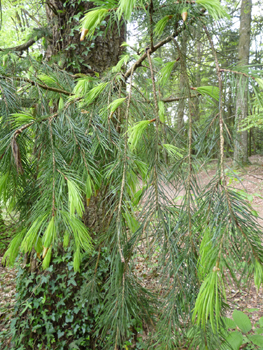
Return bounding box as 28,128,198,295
45,1,125,74
44,1,126,235
233,0,252,165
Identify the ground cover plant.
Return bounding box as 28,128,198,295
1,0,263,349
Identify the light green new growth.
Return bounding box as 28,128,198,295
117,0,137,20
58,97,64,110
196,0,230,20
158,61,176,87
195,86,220,101
73,77,92,96
158,101,165,122
0,173,9,200
85,174,95,199
255,78,263,90
108,97,127,117
67,179,85,217
73,247,81,272
254,259,263,292
112,54,130,73
42,216,57,248
84,82,108,105
123,211,140,233
63,231,70,249
162,144,183,159
21,214,48,253
42,247,52,270
80,9,109,38
197,227,218,280
10,113,34,127
37,74,57,86
128,120,151,151
62,212,92,253
192,269,225,332
2,230,26,266
154,15,173,37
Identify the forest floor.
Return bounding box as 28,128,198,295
136,154,263,324
1,155,263,343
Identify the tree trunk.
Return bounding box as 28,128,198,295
44,1,125,235
233,0,252,165
45,0,125,74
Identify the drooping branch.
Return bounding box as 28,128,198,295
219,68,255,80
1,75,73,96
204,25,225,180
162,94,201,103
124,9,206,80
0,35,44,53
124,35,175,80
12,97,82,139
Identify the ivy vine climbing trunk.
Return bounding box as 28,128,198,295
233,0,252,165
44,0,125,235
45,0,125,74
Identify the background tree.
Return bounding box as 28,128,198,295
233,0,252,165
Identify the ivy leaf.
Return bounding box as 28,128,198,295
57,330,65,339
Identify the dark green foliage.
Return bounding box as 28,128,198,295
2,248,149,350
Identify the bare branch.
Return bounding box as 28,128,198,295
0,36,44,53
1,75,73,96
124,9,206,80
219,68,255,80
162,94,201,103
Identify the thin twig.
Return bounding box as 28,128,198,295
203,25,225,182
48,120,56,217
116,68,135,263
147,48,160,208
149,0,154,51
219,68,255,80
124,9,206,80
1,75,73,96
172,37,195,254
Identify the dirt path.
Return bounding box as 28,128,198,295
0,257,16,346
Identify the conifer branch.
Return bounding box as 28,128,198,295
124,9,206,80
0,34,45,53
49,120,56,217
116,66,135,263
203,25,225,181
1,75,73,96
219,68,255,80
13,98,82,138
149,0,154,51
14,121,35,139
124,35,175,80
172,37,197,257
162,94,201,102
147,48,160,207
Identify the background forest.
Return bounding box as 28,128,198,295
1,0,263,349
